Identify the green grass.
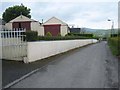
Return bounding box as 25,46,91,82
108,37,120,56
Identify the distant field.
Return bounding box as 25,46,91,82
108,37,120,56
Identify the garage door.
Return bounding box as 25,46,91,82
13,22,31,31
44,24,61,36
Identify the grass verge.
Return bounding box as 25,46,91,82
108,37,120,56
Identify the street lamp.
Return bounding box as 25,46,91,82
107,19,114,37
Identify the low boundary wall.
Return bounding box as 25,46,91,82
25,39,98,63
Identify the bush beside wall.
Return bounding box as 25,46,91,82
46,32,52,37
25,31,38,41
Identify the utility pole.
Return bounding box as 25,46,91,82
108,19,114,37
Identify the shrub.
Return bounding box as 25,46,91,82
65,34,69,37
112,34,118,37
25,31,38,41
46,32,52,37
57,33,61,36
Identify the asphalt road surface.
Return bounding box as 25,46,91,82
10,41,118,88
0,59,2,89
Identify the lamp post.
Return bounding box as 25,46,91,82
108,19,114,37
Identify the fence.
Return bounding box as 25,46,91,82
1,28,27,61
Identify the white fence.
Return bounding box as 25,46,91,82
1,28,27,61
25,39,98,63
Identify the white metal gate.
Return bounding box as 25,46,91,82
1,28,27,61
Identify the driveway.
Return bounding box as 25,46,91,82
8,41,118,88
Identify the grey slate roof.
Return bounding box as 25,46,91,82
69,28,81,33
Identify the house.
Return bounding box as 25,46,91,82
69,27,81,33
43,17,69,36
0,18,6,30
5,15,44,36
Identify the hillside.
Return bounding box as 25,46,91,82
83,28,118,37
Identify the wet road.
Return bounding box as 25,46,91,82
11,41,118,88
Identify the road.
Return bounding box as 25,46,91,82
10,41,118,88
0,59,2,89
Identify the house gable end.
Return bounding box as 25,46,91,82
9,15,37,23
43,17,67,25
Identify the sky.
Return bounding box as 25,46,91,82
0,0,119,29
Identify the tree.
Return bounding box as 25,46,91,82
2,4,31,23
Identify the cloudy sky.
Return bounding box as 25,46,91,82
0,0,119,29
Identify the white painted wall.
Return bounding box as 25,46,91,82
5,23,12,30
2,38,27,61
61,25,68,36
31,22,44,36
0,25,5,30
38,26,44,36
26,39,98,63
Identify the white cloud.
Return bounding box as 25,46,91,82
67,17,116,29
1,0,119,2
1,1,118,29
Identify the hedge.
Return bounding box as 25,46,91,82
38,36,98,41
66,33,93,37
25,31,38,41
24,31,98,41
